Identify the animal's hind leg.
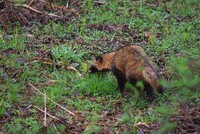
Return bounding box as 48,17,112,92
143,82,155,101
149,79,164,94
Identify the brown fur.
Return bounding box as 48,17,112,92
89,45,163,100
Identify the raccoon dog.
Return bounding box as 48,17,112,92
89,45,163,100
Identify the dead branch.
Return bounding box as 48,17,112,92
22,4,61,18
44,92,47,127
22,4,43,14
53,124,60,134
94,1,105,5
28,82,77,117
33,105,60,121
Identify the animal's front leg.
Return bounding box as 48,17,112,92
112,68,127,95
116,77,127,95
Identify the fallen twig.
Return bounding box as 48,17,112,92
47,13,61,18
34,105,60,121
27,0,34,6
0,34,5,44
53,124,60,134
44,92,47,127
94,1,105,5
15,103,24,115
22,4,43,14
28,82,76,117
22,4,61,18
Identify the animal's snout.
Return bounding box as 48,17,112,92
88,65,98,74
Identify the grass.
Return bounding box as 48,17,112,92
0,0,200,133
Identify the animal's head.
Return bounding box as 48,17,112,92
88,56,104,73
88,52,115,73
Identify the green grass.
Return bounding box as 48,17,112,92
0,0,200,133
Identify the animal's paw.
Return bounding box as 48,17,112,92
121,90,127,97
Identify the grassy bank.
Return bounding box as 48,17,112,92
0,0,199,133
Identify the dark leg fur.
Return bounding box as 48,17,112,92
112,68,127,94
128,78,137,86
157,85,164,94
117,77,127,94
129,78,155,101
143,82,155,101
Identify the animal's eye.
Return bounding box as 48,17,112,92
96,56,103,63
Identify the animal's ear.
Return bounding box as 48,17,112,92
96,56,103,63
